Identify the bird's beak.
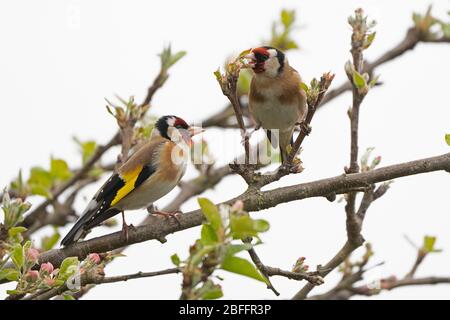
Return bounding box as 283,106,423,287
242,52,256,67
179,126,204,147
188,126,205,137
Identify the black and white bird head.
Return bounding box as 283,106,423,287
243,46,286,78
154,115,204,146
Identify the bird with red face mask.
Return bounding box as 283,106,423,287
61,115,204,246
243,46,307,163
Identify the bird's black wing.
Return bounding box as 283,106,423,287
60,165,155,246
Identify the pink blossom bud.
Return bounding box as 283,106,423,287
44,278,56,286
231,200,244,212
40,262,54,274
88,253,101,264
380,276,397,289
303,265,309,271
26,248,39,263
25,270,39,282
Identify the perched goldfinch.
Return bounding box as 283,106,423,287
61,115,203,246
244,46,307,163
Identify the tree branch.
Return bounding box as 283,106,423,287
5,152,445,272
25,267,180,300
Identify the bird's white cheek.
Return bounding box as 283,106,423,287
263,58,280,77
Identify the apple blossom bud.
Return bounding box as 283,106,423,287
44,278,56,286
231,200,244,212
25,270,39,282
40,262,54,274
88,253,101,264
26,248,39,263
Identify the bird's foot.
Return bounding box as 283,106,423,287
120,211,135,242
296,121,312,136
153,210,182,226
280,161,303,174
121,222,134,242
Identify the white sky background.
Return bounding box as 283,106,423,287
0,0,449,300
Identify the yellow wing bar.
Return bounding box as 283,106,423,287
110,165,143,206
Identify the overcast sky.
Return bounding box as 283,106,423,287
1,0,449,299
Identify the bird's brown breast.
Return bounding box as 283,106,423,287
159,141,187,181
249,66,306,114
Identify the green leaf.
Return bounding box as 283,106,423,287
225,243,253,257
230,215,269,239
369,74,380,88
299,82,309,93
253,219,270,232
201,224,219,245
23,240,32,251
0,268,20,281
63,294,75,300
74,138,97,164
169,51,187,68
28,166,53,198
6,290,22,295
8,226,27,238
11,244,24,270
58,257,79,280
29,184,52,199
445,134,450,146
285,40,299,50
201,282,223,300
281,9,295,28
221,256,268,284
423,235,436,251
28,167,52,188
198,198,222,231
237,48,252,58
50,158,73,181
170,254,181,267
41,229,61,251
352,70,367,89
364,32,376,49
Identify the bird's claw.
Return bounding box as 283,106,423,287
280,162,302,174
153,210,182,226
121,222,134,242
120,211,134,242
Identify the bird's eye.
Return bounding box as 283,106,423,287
260,55,269,61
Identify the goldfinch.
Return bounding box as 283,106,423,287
61,115,204,246
244,46,307,163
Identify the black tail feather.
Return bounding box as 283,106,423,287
60,211,94,246
85,208,121,230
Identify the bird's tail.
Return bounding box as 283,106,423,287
60,199,104,246
60,209,94,246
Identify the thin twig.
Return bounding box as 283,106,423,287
25,267,180,300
